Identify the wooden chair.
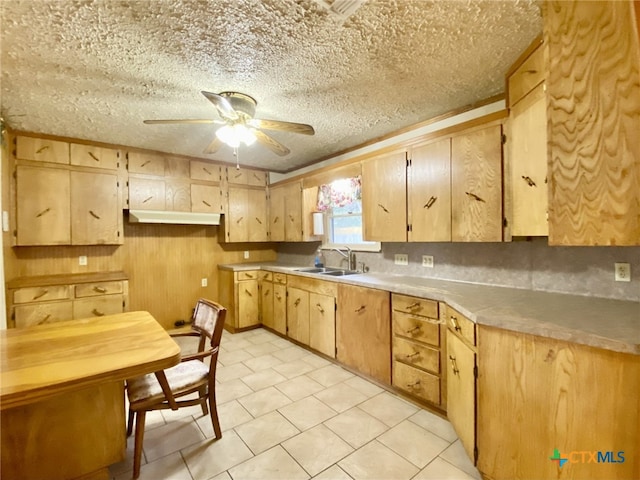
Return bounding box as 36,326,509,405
125,299,226,479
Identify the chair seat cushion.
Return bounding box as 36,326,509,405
127,360,209,404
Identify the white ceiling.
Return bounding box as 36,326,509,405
0,0,541,173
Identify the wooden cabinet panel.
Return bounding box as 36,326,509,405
227,167,267,186
128,177,165,210
287,286,310,345
191,184,222,213
16,165,71,245
269,185,286,241
165,180,191,212
392,312,440,347
392,336,439,374
408,138,452,242
70,144,120,170
451,125,503,242
13,285,70,304
75,281,124,298
443,305,476,347
247,188,269,242
508,82,548,237
190,160,220,182
73,295,124,319
337,284,391,384
447,330,476,463
14,301,74,328
392,294,438,318
226,186,269,242
393,361,440,405
309,292,336,358
165,156,190,179
543,0,640,245
16,136,69,164
237,278,259,329
70,171,121,245
272,283,287,335
261,278,274,330
508,41,544,108
362,150,407,242
284,182,303,242
127,151,166,176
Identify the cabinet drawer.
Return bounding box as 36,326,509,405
393,336,440,374
444,305,476,346
508,41,544,107
190,160,220,181
16,136,70,164
75,281,124,298
393,311,440,347
237,270,259,281
259,271,273,282
73,296,124,319
14,301,74,328
273,273,287,285
70,144,120,170
393,361,440,405
392,294,438,318
13,285,71,304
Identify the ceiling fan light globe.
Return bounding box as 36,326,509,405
215,125,240,148
239,126,257,146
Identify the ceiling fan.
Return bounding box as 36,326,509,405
143,91,315,156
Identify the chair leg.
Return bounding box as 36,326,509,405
126,408,135,437
133,410,146,479
199,385,209,416
209,390,222,439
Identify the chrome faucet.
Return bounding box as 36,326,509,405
332,246,356,271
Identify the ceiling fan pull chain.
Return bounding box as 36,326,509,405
234,147,240,170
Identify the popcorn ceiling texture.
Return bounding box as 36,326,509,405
0,0,541,171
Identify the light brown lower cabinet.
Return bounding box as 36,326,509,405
336,284,391,384
218,269,260,332
477,325,640,480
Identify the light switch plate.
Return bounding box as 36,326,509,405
394,254,408,266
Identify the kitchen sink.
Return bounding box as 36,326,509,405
294,267,342,273
318,269,360,276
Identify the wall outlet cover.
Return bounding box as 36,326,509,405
79,255,88,266
244,250,250,259
201,278,208,287
614,263,631,282
422,255,434,268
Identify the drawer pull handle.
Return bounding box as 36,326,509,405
244,289,253,297
377,203,389,213
36,207,51,218
465,191,485,203
202,200,211,207
36,145,50,154
449,355,459,375
89,210,101,219
406,302,420,310
140,160,151,167
288,214,295,222
316,303,325,314
236,216,244,224
92,309,105,317
32,289,49,300
406,325,421,335
255,217,262,224
203,167,212,176
38,314,51,325
423,196,437,209
406,351,420,359
294,298,301,307
406,380,421,389
244,273,254,279
89,152,100,162
142,196,153,203
253,173,262,181
93,286,107,293
450,315,461,332
273,216,279,224
355,305,366,313
522,175,537,187
275,293,282,300
263,289,270,296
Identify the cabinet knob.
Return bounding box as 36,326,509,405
406,380,421,389
244,289,253,297
406,351,420,359
89,210,101,220
423,196,437,209
32,289,49,300
406,325,421,335
465,191,485,203
521,175,537,187
377,203,389,213
38,314,51,325
92,309,105,317
450,315,461,332
355,305,366,313
294,298,301,307
36,207,51,218
449,355,459,375
263,289,270,296
93,286,107,293
316,303,325,314
36,145,50,154
88,151,100,162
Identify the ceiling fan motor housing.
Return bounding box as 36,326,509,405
219,92,257,119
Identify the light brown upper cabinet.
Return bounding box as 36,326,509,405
70,144,120,170
269,182,303,242
362,149,408,242
408,137,452,242
506,37,548,237
226,166,268,187
451,124,503,242
15,136,69,165
543,0,640,245
224,186,269,242
127,151,166,176
70,171,120,244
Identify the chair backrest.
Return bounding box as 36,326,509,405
191,298,226,351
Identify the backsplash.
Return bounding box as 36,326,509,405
277,239,640,302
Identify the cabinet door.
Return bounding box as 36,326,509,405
128,177,165,210
447,330,476,464
337,284,391,384
287,286,309,345
16,136,69,165
237,279,259,328
509,83,548,237
227,186,249,242
190,160,220,182
227,167,268,186
70,144,119,170
272,283,287,335
408,138,451,241
16,166,71,245
71,171,121,245
261,280,274,329
127,151,166,176
451,125,503,242
284,182,303,241
191,184,222,213
309,292,336,358
247,188,269,242
165,180,191,212
269,185,286,241
543,0,640,245
362,150,407,242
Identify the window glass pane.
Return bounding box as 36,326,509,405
332,200,362,215
331,215,364,244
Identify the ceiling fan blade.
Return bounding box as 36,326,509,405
201,91,238,121
203,136,223,154
254,130,290,156
248,118,315,135
143,119,222,124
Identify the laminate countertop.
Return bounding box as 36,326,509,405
219,262,640,355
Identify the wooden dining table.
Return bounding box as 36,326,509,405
0,311,181,480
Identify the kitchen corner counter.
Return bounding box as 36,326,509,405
219,263,640,355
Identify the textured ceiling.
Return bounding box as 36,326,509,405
0,0,541,172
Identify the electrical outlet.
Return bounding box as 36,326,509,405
78,255,87,266
394,254,409,266
244,250,250,259
614,263,631,282
422,255,434,268
201,278,208,287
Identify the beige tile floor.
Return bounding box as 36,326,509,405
110,328,481,480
